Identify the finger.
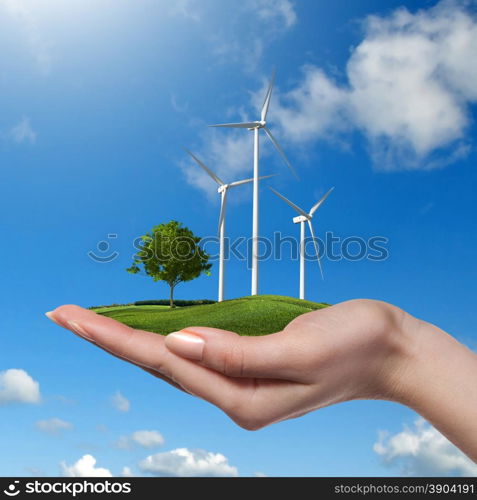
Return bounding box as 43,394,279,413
49,305,181,374
46,305,261,417
48,306,188,391
97,343,187,394
164,326,305,380
47,306,315,429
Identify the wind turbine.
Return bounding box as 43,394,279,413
210,71,298,296
270,187,334,300
185,149,275,302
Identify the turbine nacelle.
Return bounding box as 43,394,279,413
270,186,335,279
293,214,310,224
247,120,266,131
185,148,281,302
208,71,299,180
203,70,298,297
185,148,277,236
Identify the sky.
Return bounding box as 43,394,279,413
0,0,476,477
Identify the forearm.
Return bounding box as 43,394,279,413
394,317,477,462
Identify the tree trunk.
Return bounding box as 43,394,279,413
169,284,175,308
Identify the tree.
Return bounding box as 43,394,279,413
126,221,211,308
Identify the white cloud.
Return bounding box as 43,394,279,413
210,37,265,72
110,391,130,412
138,448,238,477
7,117,37,144
374,418,477,477
155,0,296,72
120,466,135,477
115,430,165,450
36,418,73,435
0,369,40,405
251,0,297,29
269,67,350,143
182,129,254,200
199,0,477,180
2,0,52,74
346,0,477,169
131,430,165,448
169,0,297,32
209,0,297,71
60,454,112,477
272,0,477,170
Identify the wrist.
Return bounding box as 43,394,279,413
385,315,458,406
383,315,477,461
375,307,431,404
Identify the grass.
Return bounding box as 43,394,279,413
92,295,329,336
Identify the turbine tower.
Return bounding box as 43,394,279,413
210,71,297,296
270,187,334,300
186,149,275,302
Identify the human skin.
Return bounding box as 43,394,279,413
46,299,477,463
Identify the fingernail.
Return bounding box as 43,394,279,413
166,331,204,360
66,321,95,342
45,311,62,327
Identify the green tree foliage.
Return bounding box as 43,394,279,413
127,221,212,308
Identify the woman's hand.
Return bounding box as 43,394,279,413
46,300,414,429
46,299,477,462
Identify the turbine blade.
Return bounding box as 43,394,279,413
261,69,276,122
209,122,258,128
309,187,335,216
184,149,224,186
228,173,277,188
218,189,228,235
307,220,324,280
263,127,299,180
269,187,308,217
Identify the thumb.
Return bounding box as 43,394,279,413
164,327,302,380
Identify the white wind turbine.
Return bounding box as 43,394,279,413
210,71,298,296
270,187,334,300
186,149,275,302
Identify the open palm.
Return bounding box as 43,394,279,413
48,299,411,430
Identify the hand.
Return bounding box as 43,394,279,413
46,299,415,430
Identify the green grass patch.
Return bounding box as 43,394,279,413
92,295,329,336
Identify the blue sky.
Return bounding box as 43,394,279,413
0,0,476,477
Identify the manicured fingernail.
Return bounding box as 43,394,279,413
66,321,95,342
166,331,204,360
45,311,62,326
